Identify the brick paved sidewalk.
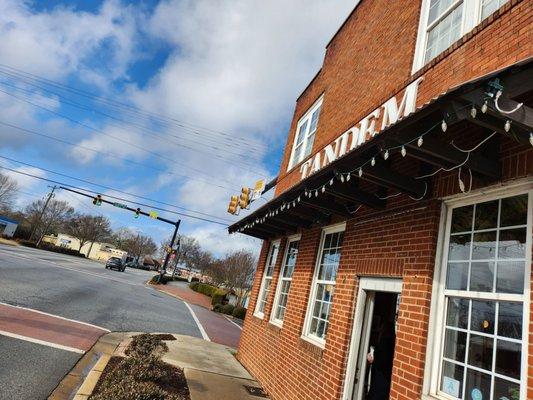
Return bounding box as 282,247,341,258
157,281,213,309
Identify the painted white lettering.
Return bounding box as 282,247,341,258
337,131,350,158
381,77,423,130
310,153,321,175
323,143,337,167
300,160,312,180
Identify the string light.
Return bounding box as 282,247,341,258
371,157,376,166
504,120,511,132
358,168,363,177
329,178,334,186
417,136,424,147
346,173,351,182
470,106,477,119
383,149,389,160
481,101,488,113
297,196,301,202
340,174,345,183
315,190,318,197
441,120,447,132
401,146,407,157
321,186,326,193
530,133,533,147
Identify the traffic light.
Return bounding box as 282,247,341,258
239,187,251,209
227,195,239,215
92,194,102,206
134,208,141,218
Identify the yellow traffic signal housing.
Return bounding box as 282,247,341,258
239,187,251,209
227,195,239,215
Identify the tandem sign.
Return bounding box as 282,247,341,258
298,77,423,180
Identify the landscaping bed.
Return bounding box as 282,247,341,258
90,334,190,400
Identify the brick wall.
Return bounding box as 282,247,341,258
237,0,533,399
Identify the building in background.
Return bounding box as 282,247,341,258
230,1,532,400
42,233,127,261
0,215,18,238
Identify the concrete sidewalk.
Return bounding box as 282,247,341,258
49,332,267,400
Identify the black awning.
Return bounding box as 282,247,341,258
229,58,533,239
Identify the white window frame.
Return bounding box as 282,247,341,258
302,222,346,348
270,234,301,327
412,0,510,73
422,181,532,400
287,95,323,171
254,240,280,319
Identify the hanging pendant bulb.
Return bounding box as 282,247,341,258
346,173,351,182
441,120,447,132
459,176,466,193
504,120,511,132
297,196,301,202
340,174,345,183
383,150,389,160
401,146,407,157
418,136,424,147
315,190,318,197
371,157,376,166
329,178,334,186
293,201,296,207
529,132,533,147
470,106,477,119
321,186,326,193
481,101,488,113
358,168,363,177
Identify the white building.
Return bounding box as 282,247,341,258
0,216,18,238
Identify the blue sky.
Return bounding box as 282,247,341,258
0,0,355,255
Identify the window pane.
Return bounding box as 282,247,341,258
308,106,321,133
472,231,497,260
500,194,528,227
465,369,491,400
467,334,493,371
446,298,469,329
295,120,308,145
304,132,315,158
471,301,495,334
494,377,520,400
443,329,467,362
451,205,473,233
446,262,468,290
498,228,526,259
498,302,522,340
496,339,521,380
496,261,524,294
469,262,494,292
425,3,463,63
428,0,456,24
440,361,463,398
449,235,471,260
474,200,498,230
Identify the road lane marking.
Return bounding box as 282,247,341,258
0,330,84,354
224,316,243,330
184,302,210,341
0,302,110,332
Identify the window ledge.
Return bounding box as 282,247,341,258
300,334,325,349
252,312,264,320
269,319,283,329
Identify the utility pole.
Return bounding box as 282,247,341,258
159,221,181,282
30,185,57,242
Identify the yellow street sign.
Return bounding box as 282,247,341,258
149,211,158,219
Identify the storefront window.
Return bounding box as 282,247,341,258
438,193,529,400
271,236,300,325
288,97,322,170
303,224,345,345
254,240,280,318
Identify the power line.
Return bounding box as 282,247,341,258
0,156,232,224
0,120,237,193
0,87,254,183
0,63,268,152
0,164,229,226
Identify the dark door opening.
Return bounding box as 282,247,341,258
362,292,399,400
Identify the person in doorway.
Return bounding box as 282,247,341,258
366,320,396,400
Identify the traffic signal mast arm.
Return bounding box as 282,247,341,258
60,186,178,226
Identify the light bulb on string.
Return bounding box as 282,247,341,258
504,120,511,132
315,190,318,197
297,196,301,202
383,150,389,160
346,173,351,182
441,120,447,132
470,106,477,118
358,168,363,177
329,178,334,186
417,136,423,147
340,174,345,183
371,157,376,166
321,186,326,193
481,101,488,113
401,146,407,157
530,132,533,147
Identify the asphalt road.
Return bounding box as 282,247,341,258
0,244,202,400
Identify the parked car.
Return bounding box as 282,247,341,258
105,257,125,272
125,260,142,269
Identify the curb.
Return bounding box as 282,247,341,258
72,354,111,400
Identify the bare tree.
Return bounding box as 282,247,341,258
160,234,202,271
221,250,256,306
25,198,74,243
65,214,111,255
124,233,157,262
0,172,18,212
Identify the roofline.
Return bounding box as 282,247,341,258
295,68,323,102
325,1,363,49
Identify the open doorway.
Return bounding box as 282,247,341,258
342,278,402,400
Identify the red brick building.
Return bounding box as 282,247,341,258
229,1,532,399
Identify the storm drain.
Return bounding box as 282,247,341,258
243,385,268,398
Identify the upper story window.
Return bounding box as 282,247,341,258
413,0,510,72
287,96,323,171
